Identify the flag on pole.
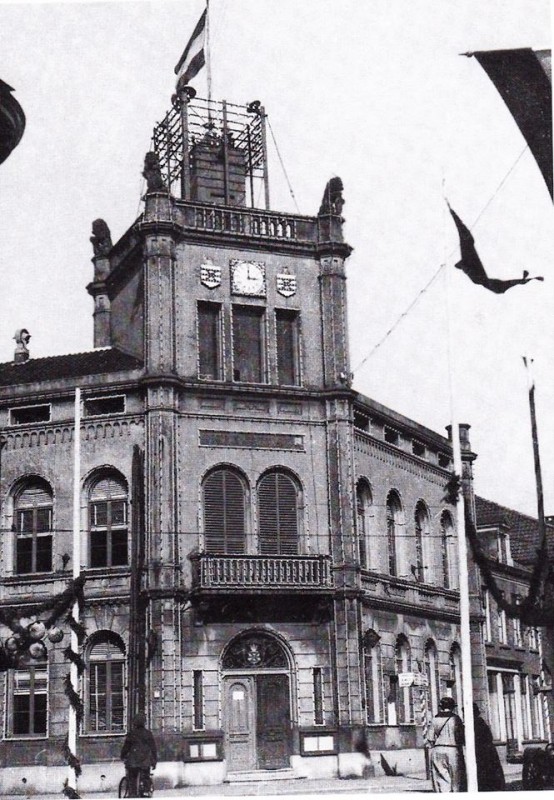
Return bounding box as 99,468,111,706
466,48,552,199
448,204,544,293
175,8,207,88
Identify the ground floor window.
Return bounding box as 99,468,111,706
10,665,47,737
487,669,546,745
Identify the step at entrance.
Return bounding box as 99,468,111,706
225,768,301,783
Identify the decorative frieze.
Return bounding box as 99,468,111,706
199,430,304,451
1,416,144,450
354,431,448,486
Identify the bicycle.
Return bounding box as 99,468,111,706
118,768,154,798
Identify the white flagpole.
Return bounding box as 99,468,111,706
68,387,81,792
443,213,478,792
206,0,212,106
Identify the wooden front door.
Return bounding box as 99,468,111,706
256,674,291,770
224,676,256,772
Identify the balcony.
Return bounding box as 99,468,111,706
191,554,333,593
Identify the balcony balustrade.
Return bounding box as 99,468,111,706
191,553,333,592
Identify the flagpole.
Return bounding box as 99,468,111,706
206,0,212,109
444,248,478,792
68,387,81,793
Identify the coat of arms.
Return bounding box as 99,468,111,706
200,259,222,289
276,272,297,297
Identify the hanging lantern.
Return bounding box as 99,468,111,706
28,641,47,660
5,635,22,653
28,621,47,641
47,626,64,644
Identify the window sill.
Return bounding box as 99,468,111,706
1,571,67,586
80,731,126,738
84,566,131,576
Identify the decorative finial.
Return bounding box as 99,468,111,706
142,151,167,193
318,176,344,217
90,219,112,258
13,329,30,364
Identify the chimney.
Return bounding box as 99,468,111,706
13,329,30,364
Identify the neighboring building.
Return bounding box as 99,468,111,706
475,496,552,760
0,79,25,165
0,91,491,794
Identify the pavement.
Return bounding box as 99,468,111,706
16,762,523,799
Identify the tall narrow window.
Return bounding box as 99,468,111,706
386,491,401,577
258,470,300,555
87,635,125,733
488,672,502,740
89,473,128,568
440,511,453,589
313,668,324,725
356,480,373,570
424,640,440,715
414,502,429,583
14,480,53,575
450,644,462,710
232,305,265,383
193,671,204,730
198,302,222,380
203,468,246,554
395,635,413,724
11,665,47,737
363,630,384,723
275,310,299,385
483,589,492,642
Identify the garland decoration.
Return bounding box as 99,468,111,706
63,673,85,724
63,646,86,675
62,777,81,799
445,473,554,626
62,735,82,778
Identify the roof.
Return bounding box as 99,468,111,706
0,348,143,387
475,495,554,565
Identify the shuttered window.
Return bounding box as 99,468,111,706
276,310,299,386
89,474,128,568
258,471,299,555
232,306,265,383
15,481,53,575
203,469,246,554
198,302,222,380
87,637,125,733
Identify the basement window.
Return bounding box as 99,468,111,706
10,404,51,425
384,427,399,446
84,395,126,417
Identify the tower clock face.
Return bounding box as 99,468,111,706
230,260,266,296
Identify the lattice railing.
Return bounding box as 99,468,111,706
175,202,317,243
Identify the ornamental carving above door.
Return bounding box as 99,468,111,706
223,633,288,669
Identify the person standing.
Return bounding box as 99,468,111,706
427,696,466,792
473,703,505,791
121,713,157,798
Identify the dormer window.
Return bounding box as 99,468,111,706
496,530,512,565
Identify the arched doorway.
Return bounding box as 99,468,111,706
221,631,292,772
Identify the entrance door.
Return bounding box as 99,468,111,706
256,674,291,770
224,677,256,771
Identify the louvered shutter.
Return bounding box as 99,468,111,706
204,469,246,554
89,638,125,661
91,476,126,501
258,472,298,555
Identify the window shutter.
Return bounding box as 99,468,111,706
91,476,126,501
16,483,52,508
204,470,246,554
89,638,125,661
258,472,298,555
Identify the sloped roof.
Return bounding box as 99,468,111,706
0,348,143,387
475,495,554,566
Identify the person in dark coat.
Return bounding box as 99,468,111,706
121,713,157,798
473,703,506,791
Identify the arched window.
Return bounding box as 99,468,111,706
363,630,384,723
87,634,126,733
89,472,128,568
257,470,300,555
414,501,429,583
424,639,440,715
395,635,413,723
449,643,462,710
203,468,246,554
440,511,453,589
386,491,402,576
356,480,373,570
14,478,53,575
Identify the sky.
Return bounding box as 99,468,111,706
0,0,552,517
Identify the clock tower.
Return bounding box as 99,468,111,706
99,92,363,781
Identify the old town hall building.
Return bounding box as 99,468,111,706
0,91,546,793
